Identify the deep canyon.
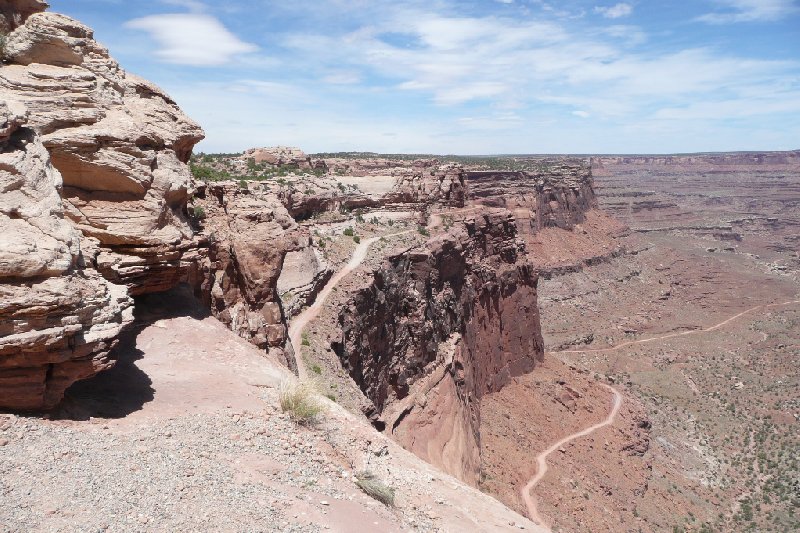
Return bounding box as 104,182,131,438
1,4,799,533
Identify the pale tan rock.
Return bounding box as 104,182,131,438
243,146,313,169
0,101,132,410
0,10,204,294
0,5,200,410
0,100,75,278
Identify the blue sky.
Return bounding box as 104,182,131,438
51,0,800,154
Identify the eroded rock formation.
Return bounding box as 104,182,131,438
0,100,133,410
1,10,204,296
0,4,204,409
191,183,303,368
333,210,543,483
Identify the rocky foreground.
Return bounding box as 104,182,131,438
0,3,621,531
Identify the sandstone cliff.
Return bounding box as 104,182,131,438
0,4,204,409
191,183,303,369
333,210,543,483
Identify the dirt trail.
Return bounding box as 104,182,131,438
288,232,410,378
556,299,800,354
521,384,623,529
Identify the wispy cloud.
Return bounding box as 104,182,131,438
594,3,634,19
696,0,799,23
125,13,257,66
160,0,205,13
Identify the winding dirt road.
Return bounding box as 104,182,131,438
521,384,623,529
522,298,800,529
556,299,800,355
288,232,409,378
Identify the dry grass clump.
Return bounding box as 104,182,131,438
355,471,395,506
279,380,325,425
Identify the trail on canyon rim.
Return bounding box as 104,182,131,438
288,232,411,379
556,299,800,354
521,384,623,528
522,298,800,529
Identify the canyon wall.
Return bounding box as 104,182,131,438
465,161,597,232
333,210,543,483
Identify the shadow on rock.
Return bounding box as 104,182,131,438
54,284,209,420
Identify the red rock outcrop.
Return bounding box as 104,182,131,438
465,161,597,232
1,4,203,410
333,209,543,483
191,183,303,369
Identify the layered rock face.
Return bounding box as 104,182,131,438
465,161,597,232
333,210,543,483
278,162,466,220
1,5,204,409
242,146,321,170
0,100,132,410
1,10,204,295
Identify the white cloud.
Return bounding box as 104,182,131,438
125,14,257,66
322,72,363,85
133,0,799,153
696,0,799,23
594,3,634,19
161,0,206,12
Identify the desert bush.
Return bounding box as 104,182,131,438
343,227,354,237
355,471,395,506
192,205,206,220
279,380,324,425
417,225,430,236
353,235,361,244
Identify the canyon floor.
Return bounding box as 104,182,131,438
481,160,798,533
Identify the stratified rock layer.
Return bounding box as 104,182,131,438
0,100,133,410
333,210,543,483
1,11,204,295
1,5,203,410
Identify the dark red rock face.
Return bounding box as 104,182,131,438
333,210,543,482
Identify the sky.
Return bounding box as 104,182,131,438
50,0,800,154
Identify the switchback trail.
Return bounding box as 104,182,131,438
523,298,800,529
555,299,800,355
521,384,623,529
288,231,410,379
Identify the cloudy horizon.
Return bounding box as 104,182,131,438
52,0,800,154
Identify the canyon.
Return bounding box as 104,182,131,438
1,4,799,533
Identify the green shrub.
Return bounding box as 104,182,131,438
417,225,430,236
343,227,354,237
355,471,395,506
301,333,310,346
279,380,324,425
353,235,361,244
192,205,206,220
238,179,248,189
312,364,322,375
